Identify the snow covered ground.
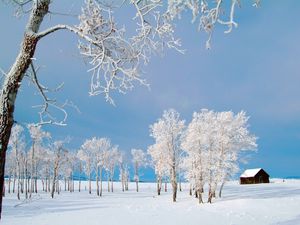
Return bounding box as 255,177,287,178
2,179,300,225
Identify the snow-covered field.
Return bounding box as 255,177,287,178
2,179,300,225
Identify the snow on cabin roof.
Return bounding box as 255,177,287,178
240,168,262,178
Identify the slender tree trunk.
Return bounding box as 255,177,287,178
78,178,81,192
179,180,182,192
20,178,23,194
207,185,215,203
189,183,192,196
197,189,203,204
79,162,82,192
164,181,167,192
34,162,38,193
100,167,102,197
13,174,16,193
88,172,91,194
30,141,35,198
8,174,11,194
96,165,99,196
17,176,20,200
157,176,162,196
125,176,128,191
171,165,177,202
64,177,67,191
51,148,61,198
56,179,60,195
45,177,47,192
110,168,114,193
219,181,226,198
134,162,139,192
51,176,56,198
48,175,50,192
70,171,73,192
25,161,28,199
107,174,110,192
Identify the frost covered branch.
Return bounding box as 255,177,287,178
36,0,259,104
165,0,260,49
28,63,79,126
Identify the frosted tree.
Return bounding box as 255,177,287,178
182,110,217,203
7,124,26,200
50,140,68,198
149,109,185,202
147,142,170,195
39,147,52,193
118,152,130,192
131,148,147,192
27,124,50,197
214,111,257,198
62,151,77,192
77,139,95,194
104,146,120,193
77,137,112,195
181,109,257,203
119,154,130,192
94,137,111,196
0,0,260,217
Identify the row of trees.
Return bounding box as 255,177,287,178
5,108,257,205
5,125,147,200
148,109,257,203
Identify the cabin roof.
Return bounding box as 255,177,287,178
240,168,262,178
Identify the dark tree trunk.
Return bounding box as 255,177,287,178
13,174,16,193
96,166,99,196
8,174,11,194
34,163,38,193
157,176,161,196
197,190,203,204
134,162,139,192
100,167,103,197
89,172,91,194
179,180,182,192
219,181,225,198
171,165,177,202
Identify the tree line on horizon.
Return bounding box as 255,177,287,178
4,108,257,204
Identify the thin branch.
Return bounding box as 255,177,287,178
29,62,70,126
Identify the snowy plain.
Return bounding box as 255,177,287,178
2,179,300,225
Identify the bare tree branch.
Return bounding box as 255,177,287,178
28,62,79,126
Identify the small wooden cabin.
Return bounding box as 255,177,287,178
240,168,270,185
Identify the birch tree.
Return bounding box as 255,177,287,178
50,140,67,198
94,137,111,197
181,109,257,203
131,148,147,192
7,124,26,200
149,109,185,202
27,124,50,197
0,0,260,217
77,139,95,194
119,154,130,192
148,142,170,195
104,146,120,193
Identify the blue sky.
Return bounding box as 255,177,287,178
0,1,300,180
